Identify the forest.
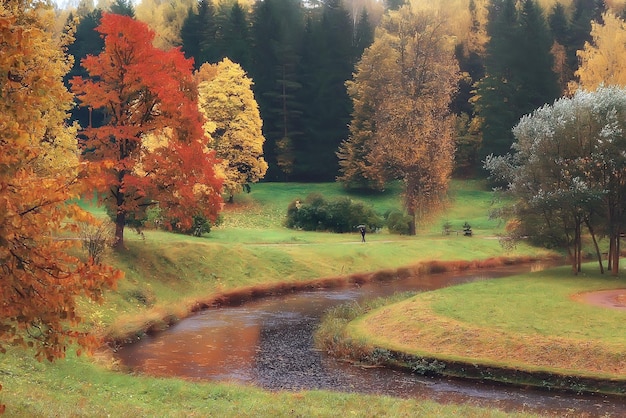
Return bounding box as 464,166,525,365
57,0,626,182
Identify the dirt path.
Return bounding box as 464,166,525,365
575,289,626,311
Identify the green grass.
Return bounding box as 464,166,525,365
345,264,626,388
0,180,558,416
0,346,536,418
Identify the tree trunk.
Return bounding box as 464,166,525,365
576,222,582,273
585,218,604,274
113,209,126,250
611,232,620,276
113,183,126,250
408,209,416,236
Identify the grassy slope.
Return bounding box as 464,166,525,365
347,265,626,390
0,180,554,417
92,180,552,339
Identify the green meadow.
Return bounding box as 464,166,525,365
0,181,563,416
339,266,626,394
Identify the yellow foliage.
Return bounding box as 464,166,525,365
575,12,626,91
136,0,195,49
0,0,120,362
196,58,268,200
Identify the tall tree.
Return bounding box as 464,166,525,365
0,0,120,362
296,0,354,181
109,0,134,16
71,13,223,249
337,39,393,191
219,2,252,71
250,0,304,181
353,7,374,59
338,5,461,234
575,12,626,89
180,0,219,68
485,86,626,275
196,59,268,202
474,0,560,159
65,8,105,129
135,0,194,49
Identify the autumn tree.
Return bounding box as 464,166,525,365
196,58,268,202
574,12,626,90
71,13,223,248
338,5,461,234
0,0,120,362
135,0,194,49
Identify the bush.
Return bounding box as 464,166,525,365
385,209,412,235
79,220,115,264
285,193,383,233
147,205,222,236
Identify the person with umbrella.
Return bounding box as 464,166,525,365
357,224,366,242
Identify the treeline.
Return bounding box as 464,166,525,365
60,0,625,181
63,0,379,181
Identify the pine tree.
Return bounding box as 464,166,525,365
474,0,559,158
295,0,354,181
220,2,252,71
250,0,305,180
353,7,374,58
180,0,219,69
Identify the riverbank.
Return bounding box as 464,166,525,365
321,264,626,396
0,181,566,416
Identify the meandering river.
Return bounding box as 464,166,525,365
116,262,626,416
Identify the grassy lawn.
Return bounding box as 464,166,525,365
0,180,560,416
0,345,534,417
345,265,626,393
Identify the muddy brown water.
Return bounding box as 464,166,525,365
116,262,626,416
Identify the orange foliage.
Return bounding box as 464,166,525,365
0,1,121,362
71,13,223,247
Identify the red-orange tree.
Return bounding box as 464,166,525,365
0,0,121,362
71,13,223,249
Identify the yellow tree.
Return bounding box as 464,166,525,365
135,0,194,49
339,5,460,235
0,0,120,362
196,58,268,202
575,12,626,90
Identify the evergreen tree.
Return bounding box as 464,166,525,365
353,8,374,58
65,8,105,129
474,0,559,159
295,0,354,181
548,2,569,45
517,0,559,107
567,0,606,86
109,0,134,17
220,2,252,71
250,0,305,181
180,0,219,69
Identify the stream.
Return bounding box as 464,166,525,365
116,262,626,416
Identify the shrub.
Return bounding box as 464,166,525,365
285,193,383,233
79,220,115,264
385,209,412,235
